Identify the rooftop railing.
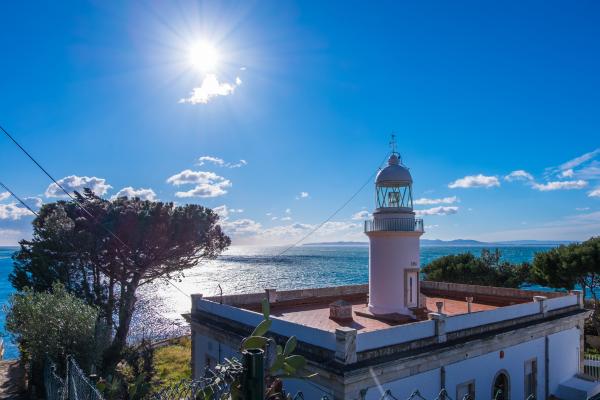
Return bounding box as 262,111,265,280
364,218,424,233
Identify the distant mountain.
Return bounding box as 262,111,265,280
303,241,368,246
303,239,575,247
421,239,488,246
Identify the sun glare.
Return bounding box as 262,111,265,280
188,42,220,72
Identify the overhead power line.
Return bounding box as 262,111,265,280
275,153,389,257
0,180,40,218
0,123,191,301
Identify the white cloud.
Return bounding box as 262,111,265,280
45,175,112,198
166,169,231,198
296,192,310,200
213,205,244,219
0,228,26,246
559,149,600,171
24,197,43,209
415,206,459,216
448,174,500,189
504,170,534,182
285,208,291,214
576,207,590,211
179,74,242,104
280,216,292,221
414,196,458,205
0,203,33,220
531,180,588,191
589,188,600,198
351,210,370,220
561,169,575,178
222,218,362,245
197,156,247,169
0,192,10,201
577,161,600,180
221,218,263,235
111,187,157,201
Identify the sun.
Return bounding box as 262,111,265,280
188,41,220,72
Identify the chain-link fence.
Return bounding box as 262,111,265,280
44,358,65,400
44,356,103,400
151,358,244,400
65,356,104,400
44,355,535,400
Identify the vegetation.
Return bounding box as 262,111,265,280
10,189,230,373
4,282,101,388
152,337,192,389
422,248,531,288
532,236,600,334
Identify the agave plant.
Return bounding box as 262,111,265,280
241,299,316,380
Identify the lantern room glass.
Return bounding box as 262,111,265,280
376,184,413,209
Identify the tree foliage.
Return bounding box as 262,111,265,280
422,248,531,288
10,189,230,372
532,237,600,333
5,282,100,385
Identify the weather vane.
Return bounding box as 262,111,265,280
389,133,398,154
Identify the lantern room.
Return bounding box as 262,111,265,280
375,153,413,211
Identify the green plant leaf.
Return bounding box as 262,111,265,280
283,336,297,356
251,318,272,337
241,336,268,350
270,354,285,373
262,298,270,320
285,355,306,370
276,345,283,355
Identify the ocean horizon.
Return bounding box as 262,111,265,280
0,243,557,360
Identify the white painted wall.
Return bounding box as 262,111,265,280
548,327,581,395
444,337,546,399
192,332,238,379
368,231,421,315
364,368,441,400
356,320,435,352
358,331,581,400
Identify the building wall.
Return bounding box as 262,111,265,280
368,233,420,315
548,327,581,395
364,369,441,400
443,337,546,399
192,331,238,379
361,330,580,400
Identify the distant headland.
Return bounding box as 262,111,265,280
303,239,576,247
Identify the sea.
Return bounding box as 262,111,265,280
0,244,555,360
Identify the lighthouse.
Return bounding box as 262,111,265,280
365,143,424,317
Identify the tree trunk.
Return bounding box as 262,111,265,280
101,277,140,373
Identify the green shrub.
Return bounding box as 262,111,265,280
5,282,101,386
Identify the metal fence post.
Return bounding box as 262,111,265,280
242,348,264,400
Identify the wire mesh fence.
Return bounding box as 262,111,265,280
44,356,536,400
44,356,103,400
44,358,66,400
65,356,104,400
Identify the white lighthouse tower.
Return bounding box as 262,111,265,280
365,141,424,317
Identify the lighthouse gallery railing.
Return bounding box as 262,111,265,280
364,218,424,233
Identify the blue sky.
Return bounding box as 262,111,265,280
1,1,599,245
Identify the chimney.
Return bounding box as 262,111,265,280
330,300,353,321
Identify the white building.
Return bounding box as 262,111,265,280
186,151,597,399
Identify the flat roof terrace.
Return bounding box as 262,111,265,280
190,281,583,361
262,296,497,333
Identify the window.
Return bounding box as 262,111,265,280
388,191,400,207
457,380,475,399
524,359,537,399
205,354,216,370
492,371,510,400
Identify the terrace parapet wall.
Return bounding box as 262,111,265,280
190,282,583,369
